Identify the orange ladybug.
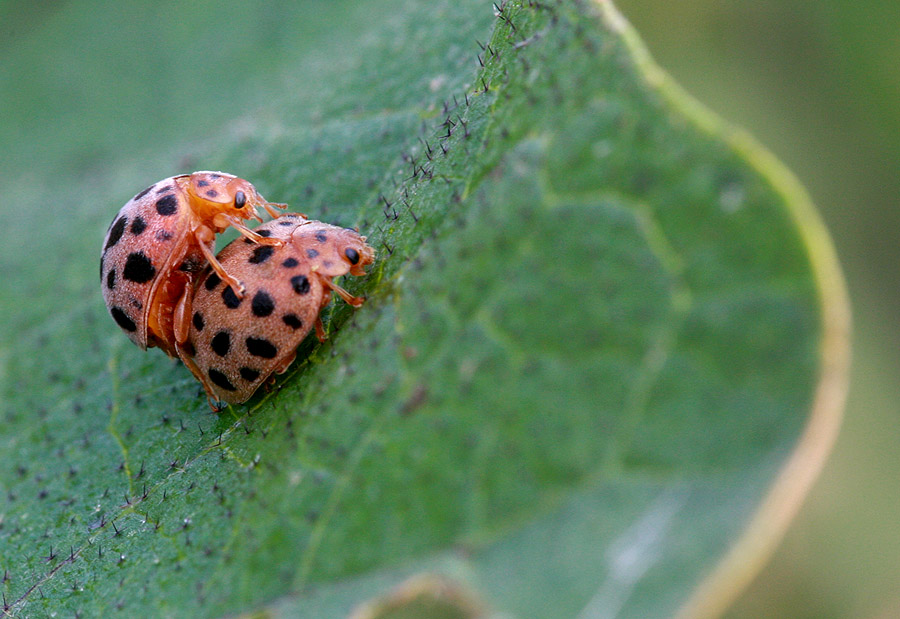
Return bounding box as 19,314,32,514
100,172,287,358
184,214,374,408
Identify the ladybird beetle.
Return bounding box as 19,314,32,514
100,172,288,357
184,214,374,408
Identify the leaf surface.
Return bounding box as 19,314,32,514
0,1,848,617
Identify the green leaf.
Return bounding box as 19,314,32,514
0,0,849,617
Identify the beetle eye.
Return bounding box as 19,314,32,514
234,191,246,208
344,247,360,265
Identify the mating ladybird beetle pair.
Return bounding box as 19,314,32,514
101,172,374,409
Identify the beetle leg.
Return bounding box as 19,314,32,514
224,216,285,246
175,341,221,410
173,286,192,346
178,350,226,412
274,351,298,374
322,278,366,307
262,202,290,219
197,240,246,298
315,316,327,343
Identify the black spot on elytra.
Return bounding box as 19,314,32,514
205,189,219,198
192,312,204,332
246,337,278,358
282,257,299,268
205,272,222,290
197,179,210,187
130,216,147,235
282,313,302,329
123,252,156,284
222,286,242,309
291,275,310,295
99,254,105,280
251,290,275,317
156,185,173,194
105,216,127,251
315,231,327,243
156,194,178,216
155,229,173,241
239,367,260,382
345,248,360,264
249,246,274,265
134,185,154,200
106,268,116,290
208,369,236,391
306,248,319,259
279,220,295,226
211,331,231,356
110,307,137,332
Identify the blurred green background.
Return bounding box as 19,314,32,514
615,0,900,617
